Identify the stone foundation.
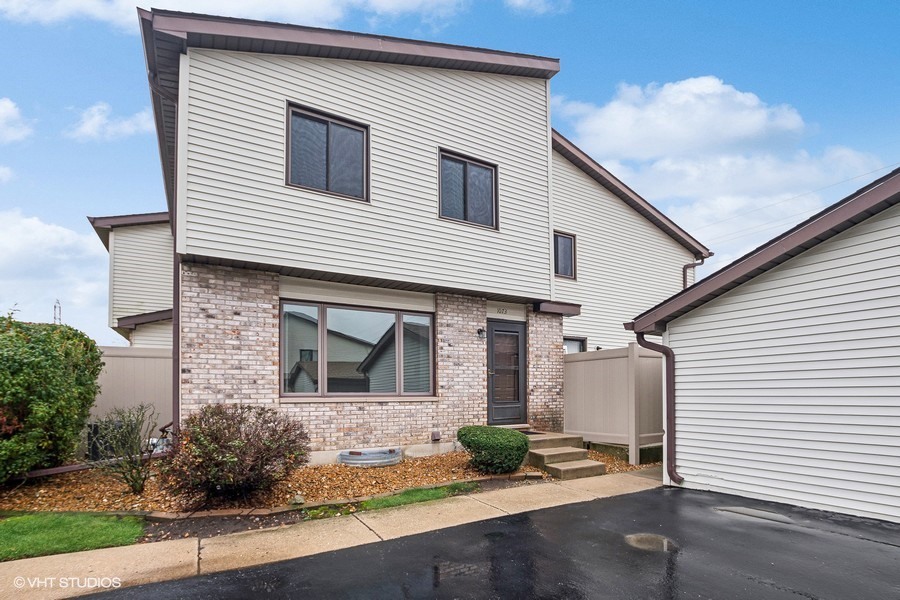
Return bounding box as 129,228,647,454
178,263,564,449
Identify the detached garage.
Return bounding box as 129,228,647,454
627,168,900,523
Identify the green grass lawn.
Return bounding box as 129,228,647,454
360,482,479,511
0,513,145,561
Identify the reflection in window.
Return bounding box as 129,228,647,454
282,303,433,396
282,304,320,393
402,314,432,394
329,307,396,393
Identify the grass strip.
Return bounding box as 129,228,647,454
0,513,145,561
360,481,479,511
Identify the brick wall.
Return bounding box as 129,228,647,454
179,263,565,448
526,306,565,431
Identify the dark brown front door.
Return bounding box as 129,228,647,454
487,320,526,425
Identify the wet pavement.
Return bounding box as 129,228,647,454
92,487,900,599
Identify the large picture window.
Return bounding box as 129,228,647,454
288,106,367,200
439,151,497,228
282,302,433,396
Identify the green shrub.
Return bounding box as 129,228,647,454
160,404,310,506
92,404,159,494
0,315,103,482
457,425,529,474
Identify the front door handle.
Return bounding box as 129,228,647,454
488,370,495,376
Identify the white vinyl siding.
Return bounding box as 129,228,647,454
182,49,551,298
551,151,694,349
666,202,900,523
110,223,173,324
130,320,173,348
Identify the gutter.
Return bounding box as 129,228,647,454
634,332,684,485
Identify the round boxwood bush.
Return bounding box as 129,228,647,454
457,425,529,474
160,404,310,506
0,315,103,482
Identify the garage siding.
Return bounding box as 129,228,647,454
667,203,900,522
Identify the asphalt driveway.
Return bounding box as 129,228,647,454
92,487,900,599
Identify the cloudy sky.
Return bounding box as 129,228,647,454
1,1,898,345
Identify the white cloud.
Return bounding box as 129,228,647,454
504,0,570,14
0,97,32,143
0,166,12,183
0,209,120,344
0,0,468,31
65,102,153,141
554,77,804,162
553,77,885,277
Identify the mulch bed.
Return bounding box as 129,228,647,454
0,450,660,544
0,452,546,514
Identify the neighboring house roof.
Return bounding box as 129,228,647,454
627,167,900,335
551,130,710,260
138,8,560,211
116,309,174,329
87,212,170,249
283,310,376,349
357,321,430,374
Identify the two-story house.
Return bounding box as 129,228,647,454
90,9,708,454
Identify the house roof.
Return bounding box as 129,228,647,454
138,9,560,212
551,130,710,260
87,212,171,250
626,167,900,335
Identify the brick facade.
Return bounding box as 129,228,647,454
526,306,565,431
179,263,564,450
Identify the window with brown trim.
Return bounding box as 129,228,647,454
281,301,433,397
563,337,587,354
287,106,368,200
439,151,497,228
554,231,576,278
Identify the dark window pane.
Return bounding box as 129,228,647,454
326,307,396,394
555,234,574,277
328,123,364,198
282,304,319,393
466,163,494,227
402,314,432,394
291,114,327,190
440,157,465,221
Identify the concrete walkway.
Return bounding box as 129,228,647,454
0,472,660,599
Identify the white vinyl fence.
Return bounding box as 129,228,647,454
564,343,663,464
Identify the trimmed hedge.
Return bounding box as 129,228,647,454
0,315,103,482
160,404,310,506
457,425,529,474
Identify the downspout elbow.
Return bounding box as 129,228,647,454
682,253,713,289
634,332,683,485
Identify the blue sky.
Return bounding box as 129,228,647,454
1,0,898,345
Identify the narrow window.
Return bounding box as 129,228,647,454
440,151,497,228
288,107,367,200
554,232,576,278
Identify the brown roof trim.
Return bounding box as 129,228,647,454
551,130,710,259
88,212,171,249
628,167,900,334
533,301,581,316
144,9,560,78
117,309,174,330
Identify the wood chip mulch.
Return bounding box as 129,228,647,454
0,452,547,514
588,450,662,474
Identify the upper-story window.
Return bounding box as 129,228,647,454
288,106,368,201
554,231,576,278
439,151,497,228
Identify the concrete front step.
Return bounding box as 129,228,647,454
528,446,589,468
545,459,607,481
526,432,584,450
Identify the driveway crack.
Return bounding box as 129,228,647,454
353,514,385,541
